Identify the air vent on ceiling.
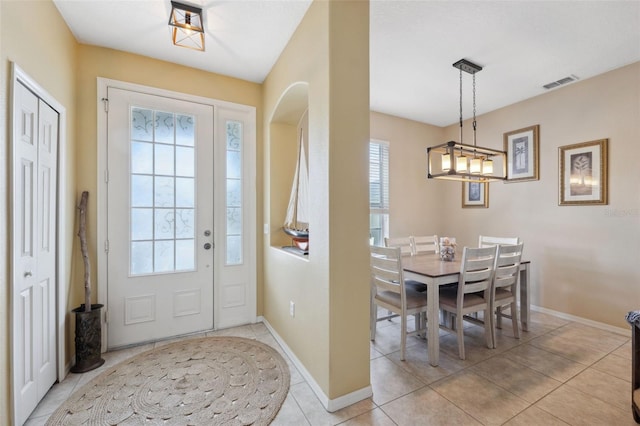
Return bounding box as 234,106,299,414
543,75,580,90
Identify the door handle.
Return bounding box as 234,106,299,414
204,243,212,250
24,271,32,277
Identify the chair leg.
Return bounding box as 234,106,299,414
496,306,503,329
400,313,407,361
370,300,377,341
510,301,520,340
456,313,465,360
484,308,493,349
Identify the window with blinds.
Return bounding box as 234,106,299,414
369,141,389,246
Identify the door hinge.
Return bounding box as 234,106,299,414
101,97,109,112
104,239,110,254
104,169,109,183
103,310,108,324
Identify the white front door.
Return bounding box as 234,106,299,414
106,88,215,348
12,82,58,425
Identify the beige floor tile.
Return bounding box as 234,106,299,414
370,356,426,405
255,333,306,385
528,333,608,365
529,311,572,329
592,352,631,382
471,355,562,403
381,386,481,426
338,408,396,426
431,370,529,425
29,374,81,419
503,344,588,382
535,385,635,426
437,327,497,365
386,340,465,385
206,324,257,339
290,382,375,426
548,323,629,353
612,340,632,360
24,415,48,426
271,393,311,426
565,367,631,411
370,322,422,356
370,344,384,360
250,321,270,336
502,406,569,426
152,332,207,348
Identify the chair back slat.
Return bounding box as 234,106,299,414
459,246,498,294
494,243,524,290
384,237,413,256
478,235,520,248
370,245,405,297
411,235,439,255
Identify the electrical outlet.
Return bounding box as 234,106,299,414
289,301,295,317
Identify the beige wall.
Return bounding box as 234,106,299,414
262,0,370,400
437,62,640,328
1,0,79,422
370,111,446,237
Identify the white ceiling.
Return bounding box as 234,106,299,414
53,0,640,127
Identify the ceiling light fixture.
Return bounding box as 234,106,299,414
427,59,506,183
168,1,205,51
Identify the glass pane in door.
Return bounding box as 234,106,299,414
129,107,196,275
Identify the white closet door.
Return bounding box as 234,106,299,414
12,82,58,425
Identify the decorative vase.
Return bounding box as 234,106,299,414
71,304,105,373
439,237,457,261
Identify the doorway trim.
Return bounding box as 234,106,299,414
10,62,68,422
97,78,257,349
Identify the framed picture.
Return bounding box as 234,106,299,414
503,125,540,182
559,139,608,205
462,181,488,208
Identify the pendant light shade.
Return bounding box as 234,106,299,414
426,59,506,183
442,153,451,171
469,158,482,174
482,159,494,174
456,156,467,172
169,1,205,51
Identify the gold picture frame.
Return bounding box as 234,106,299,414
503,124,540,182
559,139,608,205
462,181,488,208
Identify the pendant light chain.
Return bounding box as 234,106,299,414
459,67,463,144
472,72,477,147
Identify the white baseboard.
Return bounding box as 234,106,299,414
261,318,372,412
531,305,630,337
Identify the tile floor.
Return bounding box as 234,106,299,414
26,311,635,425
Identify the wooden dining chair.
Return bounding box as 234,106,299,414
478,235,520,248
370,245,428,361
385,237,426,292
411,235,439,255
491,243,524,348
384,237,413,256
438,246,498,360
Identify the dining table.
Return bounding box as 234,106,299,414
402,253,531,367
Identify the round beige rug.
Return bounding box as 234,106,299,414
46,336,290,425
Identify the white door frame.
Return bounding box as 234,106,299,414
10,63,68,423
97,78,257,349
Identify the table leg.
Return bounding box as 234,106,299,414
519,264,530,332
427,281,439,366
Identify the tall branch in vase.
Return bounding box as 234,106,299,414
78,191,91,312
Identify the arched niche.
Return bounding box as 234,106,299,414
269,83,309,250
